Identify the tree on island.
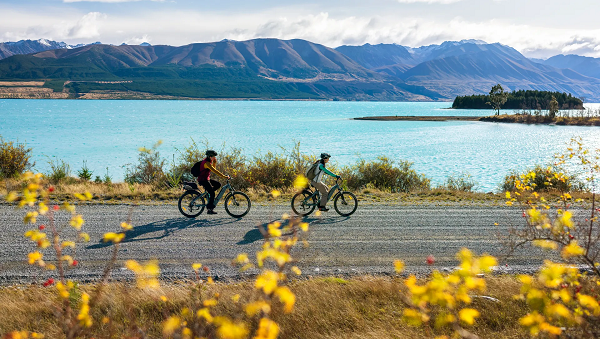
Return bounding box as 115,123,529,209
486,84,508,115
549,95,559,119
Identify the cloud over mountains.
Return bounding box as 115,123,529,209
1,0,600,59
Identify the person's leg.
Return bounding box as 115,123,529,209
210,180,222,193
312,181,329,209
199,180,216,211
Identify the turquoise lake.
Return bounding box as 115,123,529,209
1,99,599,192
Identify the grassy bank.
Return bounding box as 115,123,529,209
479,113,600,126
5,177,595,206
0,276,527,338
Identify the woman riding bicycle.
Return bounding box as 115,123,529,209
196,150,231,215
311,153,341,212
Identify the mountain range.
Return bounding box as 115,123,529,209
1,38,599,101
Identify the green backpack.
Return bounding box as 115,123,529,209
305,161,320,181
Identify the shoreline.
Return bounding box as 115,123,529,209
354,115,482,121
354,114,600,125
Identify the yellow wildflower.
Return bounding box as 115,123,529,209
532,240,558,250
61,241,76,249
459,308,480,325
214,317,248,339
77,293,92,327
244,301,271,316
561,241,585,259
28,251,43,265
69,214,84,230
162,316,181,336
394,260,405,273
24,211,38,224
103,232,125,243
275,286,296,313
197,308,214,323
255,270,279,295
254,318,279,339
120,222,133,230
293,175,308,189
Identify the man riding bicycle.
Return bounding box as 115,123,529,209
310,153,341,212
196,150,231,215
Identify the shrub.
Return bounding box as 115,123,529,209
342,156,430,192
246,151,298,189
124,142,166,187
441,172,477,192
77,160,93,181
501,165,582,192
0,136,34,178
46,158,71,183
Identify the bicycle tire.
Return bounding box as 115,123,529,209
291,190,317,216
334,191,358,216
178,190,206,218
224,191,251,218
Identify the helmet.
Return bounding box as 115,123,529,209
320,153,331,159
206,150,218,157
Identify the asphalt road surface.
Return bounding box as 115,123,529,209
0,202,556,284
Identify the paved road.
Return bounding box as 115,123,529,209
0,203,554,283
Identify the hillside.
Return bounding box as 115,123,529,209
0,39,436,101
537,54,600,80
1,38,599,101
336,41,600,101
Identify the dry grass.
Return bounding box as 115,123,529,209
0,275,529,338
3,177,598,207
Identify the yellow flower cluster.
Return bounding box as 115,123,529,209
517,260,600,336
400,248,497,335
77,293,92,327
161,214,308,339
125,259,160,289
2,331,44,339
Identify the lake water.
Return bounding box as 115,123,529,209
1,99,600,192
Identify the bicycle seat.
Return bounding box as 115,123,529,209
182,181,199,190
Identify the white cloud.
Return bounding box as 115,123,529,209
123,34,151,45
67,12,105,39
396,0,463,3
63,0,164,2
2,4,600,58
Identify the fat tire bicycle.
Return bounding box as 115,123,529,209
178,179,251,218
291,178,358,217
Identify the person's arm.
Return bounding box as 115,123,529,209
204,162,228,179
319,164,339,178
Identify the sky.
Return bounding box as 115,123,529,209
1,0,600,59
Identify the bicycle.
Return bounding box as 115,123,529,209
291,177,358,217
178,179,251,218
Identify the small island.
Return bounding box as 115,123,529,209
452,88,584,111
354,85,600,126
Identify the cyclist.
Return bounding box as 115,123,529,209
311,153,341,212
196,150,231,215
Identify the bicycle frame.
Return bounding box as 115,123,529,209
188,181,233,207
305,179,342,205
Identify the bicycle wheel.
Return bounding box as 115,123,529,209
291,190,317,216
224,191,251,218
334,191,358,216
178,190,206,218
